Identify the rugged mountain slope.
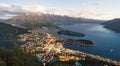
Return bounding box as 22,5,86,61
0,22,29,48
7,13,105,29
8,13,81,25
102,18,120,32
7,13,83,29
9,13,105,24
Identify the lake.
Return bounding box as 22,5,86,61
38,23,120,61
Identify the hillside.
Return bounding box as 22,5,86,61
102,18,120,32
0,22,29,48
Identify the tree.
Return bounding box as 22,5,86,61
0,45,43,66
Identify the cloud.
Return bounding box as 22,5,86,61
0,3,104,19
90,2,104,6
0,3,10,8
82,1,104,7
0,3,29,14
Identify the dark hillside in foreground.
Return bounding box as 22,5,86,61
0,22,29,48
0,45,43,66
102,18,120,32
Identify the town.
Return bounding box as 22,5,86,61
19,30,120,66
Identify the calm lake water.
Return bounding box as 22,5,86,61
38,23,120,60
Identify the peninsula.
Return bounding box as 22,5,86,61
56,39,94,46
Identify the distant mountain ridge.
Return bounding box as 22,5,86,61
102,18,120,32
6,13,81,29
7,13,104,27
8,13,81,25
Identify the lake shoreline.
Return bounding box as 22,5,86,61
37,22,120,61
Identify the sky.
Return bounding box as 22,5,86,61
0,0,120,20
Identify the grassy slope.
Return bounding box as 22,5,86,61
22,20,62,30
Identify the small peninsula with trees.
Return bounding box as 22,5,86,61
56,39,94,47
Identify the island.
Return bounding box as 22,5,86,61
57,30,85,37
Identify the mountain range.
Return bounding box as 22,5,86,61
8,13,81,25
5,13,104,29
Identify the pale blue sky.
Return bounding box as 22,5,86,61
0,0,120,20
